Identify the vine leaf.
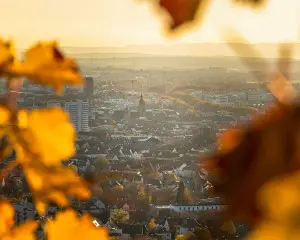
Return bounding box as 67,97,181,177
0,105,11,127
45,209,108,240
10,107,76,167
22,42,83,94
159,0,201,30
247,171,300,240
0,40,83,94
204,98,299,226
0,201,37,240
24,165,90,214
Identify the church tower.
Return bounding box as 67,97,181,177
139,94,146,117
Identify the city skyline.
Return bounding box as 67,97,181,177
1,0,300,48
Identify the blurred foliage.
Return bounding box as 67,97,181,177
155,0,266,32
0,39,107,239
150,1,300,240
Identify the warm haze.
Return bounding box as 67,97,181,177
1,0,300,50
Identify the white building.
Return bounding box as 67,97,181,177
46,99,61,108
64,99,89,132
153,203,227,214
214,95,229,105
247,90,272,103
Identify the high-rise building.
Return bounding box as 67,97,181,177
84,77,94,98
64,99,89,132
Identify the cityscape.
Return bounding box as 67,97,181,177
0,51,295,239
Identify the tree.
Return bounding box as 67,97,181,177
147,218,157,231
110,208,129,225
94,157,109,171
110,237,119,240
138,185,147,201
193,227,212,240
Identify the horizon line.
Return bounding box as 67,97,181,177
58,41,300,48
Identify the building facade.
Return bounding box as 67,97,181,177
64,99,89,132
84,77,94,98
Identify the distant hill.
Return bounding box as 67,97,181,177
61,43,300,59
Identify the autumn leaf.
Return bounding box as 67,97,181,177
257,171,300,225
246,222,287,240
204,100,299,226
45,209,108,240
0,201,37,240
246,171,300,240
0,201,14,236
4,221,38,240
217,129,243,154
23,165,90,214
9,107,76,166
22,41,83,93
0,104,11,126
0,39,15,71
153,0,264,32
159,0,201,30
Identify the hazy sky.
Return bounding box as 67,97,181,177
1,0,300,47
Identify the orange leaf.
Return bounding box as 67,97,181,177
218,129,243,154
159,0,201,30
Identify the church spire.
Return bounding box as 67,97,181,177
139,93,146,117
139,93,145,106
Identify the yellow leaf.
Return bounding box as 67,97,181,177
25,167,43,190
23,165,90,215
23,42,83,93
0,105,10,126
48,191,69,206
12,108,75,166
17,109,28,129
1,145,13,159
0,201,14,236
257,171,300,223
46,209,109,240
0,201,37,240
35,201,47,215
4,221,37,240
